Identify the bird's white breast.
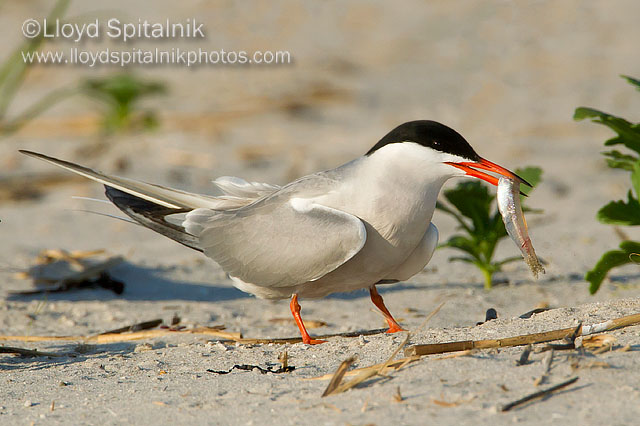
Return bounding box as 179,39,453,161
293,143,455,296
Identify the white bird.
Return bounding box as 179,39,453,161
21,120,528,344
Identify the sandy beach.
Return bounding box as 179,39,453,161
1,1,640,424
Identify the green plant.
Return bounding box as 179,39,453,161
81,73,167,134
436,166,543,289
575,75,640,293
0,0,76,135
0,2,166,137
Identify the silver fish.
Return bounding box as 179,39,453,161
497,177,545,278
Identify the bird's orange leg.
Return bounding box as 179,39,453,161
290,294,326,344
369,286,405,333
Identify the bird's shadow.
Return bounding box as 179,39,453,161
9,258,639,304
6,261,249,303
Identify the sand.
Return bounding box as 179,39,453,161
1,1,640,425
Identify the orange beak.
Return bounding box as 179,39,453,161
445,158,532,187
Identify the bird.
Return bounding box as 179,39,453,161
20,120,529,344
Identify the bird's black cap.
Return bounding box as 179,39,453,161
366,120,481,161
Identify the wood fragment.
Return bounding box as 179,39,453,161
582,334,617,350
0,346,66,357
534,350,554,386
92,327,241,343
571,359,611,370
416,301,446,330
405,313,640,357
434,349,475,360
542,323,581,351
98,319,163,335
278,351,289,370
268,318,327,329
219,327,390,345
519,308,550,319
379,334,411,375
0,326,240,344
500,376,579,412
322,334,412,396
516,344,533,366
432,399,457,407
392,386,403,402
592,345,614,355
431,396,472,408
309,355,422,381
322,357,357,397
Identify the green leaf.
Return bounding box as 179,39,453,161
497,256,524,266
632,163,640,197
620,240,640,253
0,0,71,119
622,75,640,91
574,107,640,154
596,191,640,226
490,211,509,240
573,107,606,121
602,150,638,171
440,235,479,257
81,73,167,134
447,256,476,264
442,181,492,233
585,240,640,294
515,166,542,197
578,77,640,294
515,167,542,187
82,74,166,108
435,201,472,234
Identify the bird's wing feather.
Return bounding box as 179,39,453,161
184,196,367,288
212,176,281,198
19,150,221,209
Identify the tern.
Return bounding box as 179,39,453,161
21,120,528,344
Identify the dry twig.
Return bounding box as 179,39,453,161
322,357,357,397
533,349,554,386
405,313,640,357
0,346,66,357
500,376,579,412
0,326,240,344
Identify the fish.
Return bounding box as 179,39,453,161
497,176,545,278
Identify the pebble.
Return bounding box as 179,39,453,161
134,343,153,353
206,341,229,351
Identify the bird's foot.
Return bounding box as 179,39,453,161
302,337,327,345
385,324,407,334
291,294,328,345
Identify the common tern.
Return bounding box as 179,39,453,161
21,120,528,344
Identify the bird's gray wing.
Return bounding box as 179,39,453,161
184,191,367,288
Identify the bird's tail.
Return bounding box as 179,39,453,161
104,187,202,251
19,150,219,252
